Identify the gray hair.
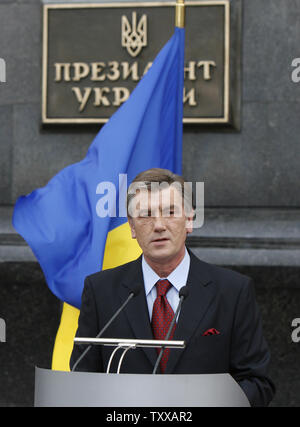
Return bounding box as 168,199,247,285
127,168,194,218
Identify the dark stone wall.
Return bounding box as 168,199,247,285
232,266,300,407
0,263,60,407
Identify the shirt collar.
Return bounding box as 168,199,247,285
142,248,190,296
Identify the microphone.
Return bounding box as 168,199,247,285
152,285,189,375
71,283,141,372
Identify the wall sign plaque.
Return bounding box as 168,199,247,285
42,1,231,124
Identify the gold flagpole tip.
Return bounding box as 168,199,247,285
175,0,185,28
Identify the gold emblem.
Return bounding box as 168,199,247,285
121,12,147,58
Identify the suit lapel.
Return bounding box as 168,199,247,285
118,256,157,368
165,251,216,374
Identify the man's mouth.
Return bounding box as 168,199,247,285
152,237,169,243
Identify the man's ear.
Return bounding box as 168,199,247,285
185,209,194,235
128,217,136,239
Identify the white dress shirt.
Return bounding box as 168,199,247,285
142,248,190,320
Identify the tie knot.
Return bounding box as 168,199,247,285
156,279,172,297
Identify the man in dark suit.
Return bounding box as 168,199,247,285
70,168,275,407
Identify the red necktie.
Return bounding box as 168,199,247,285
151,279,176,373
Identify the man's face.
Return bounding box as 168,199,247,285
128,185,193,265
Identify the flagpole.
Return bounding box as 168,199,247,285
175,0,185,28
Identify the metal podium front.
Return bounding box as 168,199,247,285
34,367,250,407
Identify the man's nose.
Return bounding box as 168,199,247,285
153,215,166,231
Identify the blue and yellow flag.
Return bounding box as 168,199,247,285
13,26,185,370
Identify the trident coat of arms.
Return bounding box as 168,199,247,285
121,12,148,57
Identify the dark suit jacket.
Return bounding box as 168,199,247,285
70,250,275,407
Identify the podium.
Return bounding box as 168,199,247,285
34,367,250,407
35,336,250,406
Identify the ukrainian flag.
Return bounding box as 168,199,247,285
13,21,185,371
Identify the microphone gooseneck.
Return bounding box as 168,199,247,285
71,284,141,372
152,285,189,375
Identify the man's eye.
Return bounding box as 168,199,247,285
162,208,180,216
138,211,150,218
161,209,172,216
